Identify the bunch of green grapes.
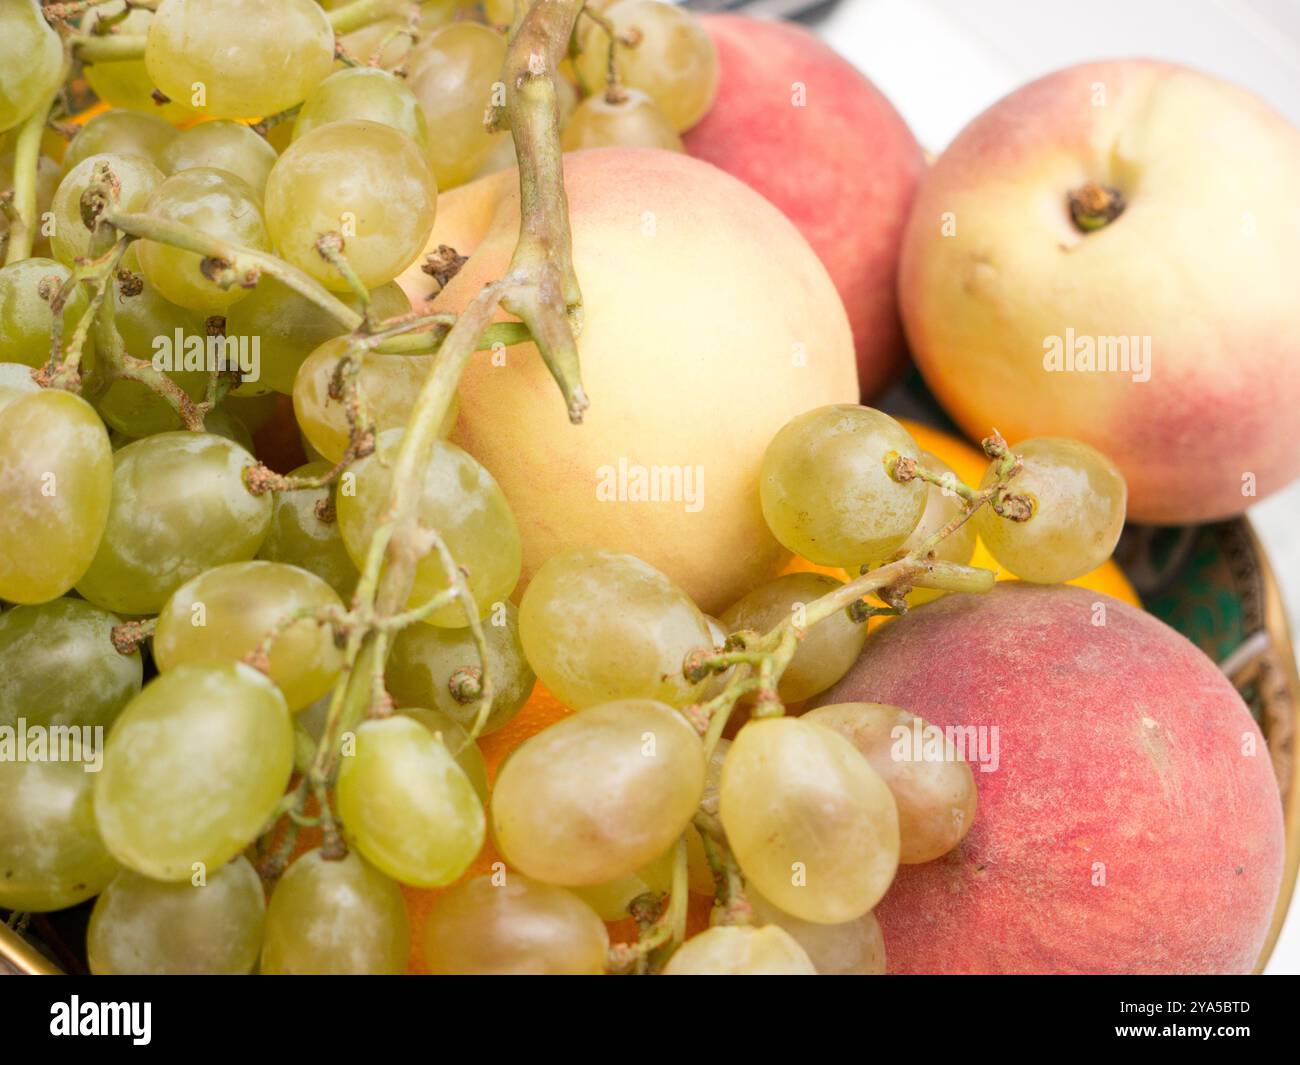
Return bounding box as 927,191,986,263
0,0,1132,980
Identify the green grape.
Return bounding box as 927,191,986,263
663,925,816,975
386,600,535,735
94,661,292,881
561,88,683,153
145,0,335,119
153,560,345,712
574,0,718,133
804,703,977,865
0,150,61,256
222,390,278,433
720,717,899,924
261,848,409,975
571,846,673,921
51,153,164,266
491,699,705,885
293,338,454,461
76,432,272,615
137,168,270,310
81,4,194,122
0,361,39,413
975,437,1127,584
0,598,142,730
748,886,886,975
406,22,507,189
228,280,410,396
0,257,93,368
423,873,609,975
0,0,63,135
399,707,489,806
337,430,520,627
893,450,978,606
201,405,255,452
0,759,119,912
685,738,728,894
760,405,927,568
158,119,278,195
293,67,429,156
264,121,437,292
0,390,113,604
62,110,178,173
335,715,485,888
518,548,712,710
93,244,210,436
720,572,868,704
258,461,359,599
87,856,265,975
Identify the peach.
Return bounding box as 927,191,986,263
817,582,1284,974
398,148,857,613
683,15,924,399
900,60,1300,523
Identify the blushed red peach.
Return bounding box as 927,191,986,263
684,15,924,400
900,60,1300,523
817,582,1285,974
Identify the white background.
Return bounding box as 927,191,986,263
804,0,1300,975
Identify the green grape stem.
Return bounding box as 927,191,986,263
3,91,59,266
692,811,752,926
66,33,148,63
606,834,690,974
326,0,406,36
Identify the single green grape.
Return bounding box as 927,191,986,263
0,361,39,413
222,390,278,433
153,560,345,712
748,886,887,975
158,119,278,196
423,873,609,975
62,110,178,174
257,461,359,600
226,280,410,398
574,0,718,132
51,152,164,266
0,390,113,604
137,168,269,310
0,257,93,368
386,600,535,735
685,738,728,894
760,405,927,568
571,847,673,921
0,150,61,256
335,715,485,888
94,661,293,881
561,88,683,153
720,571,868,704
87,856,266,975
406,22,507,189
92,244,210,436
518,548,712,710
0,597,142,730
81,4,194,122
399,707,489,806
663,925,816,975
337,430,520,627
893,450,979,606
260,848,409,975
264,121,437,292
491,699,705,885
0,0,64,135
76,431,272,616
293,67,429,156
293,337,454,461
975,437,1127,584
145,0,335,119
804,703,977,864
0,759,120,912
720,717,900,924
202,405,255,451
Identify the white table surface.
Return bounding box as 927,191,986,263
806,0,1300,975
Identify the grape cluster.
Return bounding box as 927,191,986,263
0,0,1128,977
